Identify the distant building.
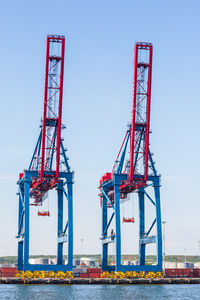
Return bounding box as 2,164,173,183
123,260,138,266
80,257,98,267
164,262,194,269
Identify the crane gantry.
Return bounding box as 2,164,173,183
99,42,162,272
16,35,73,272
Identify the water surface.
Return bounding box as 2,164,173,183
0,284,199,300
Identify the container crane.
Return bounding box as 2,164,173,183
99,42,162,272
16,35,73,272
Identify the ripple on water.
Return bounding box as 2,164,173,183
0,284,200,300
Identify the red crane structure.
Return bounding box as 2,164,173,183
99,42,162,272
17,35,73,272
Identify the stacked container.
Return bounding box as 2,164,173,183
79,268,102,278
165,268,200,278
0,267,17,277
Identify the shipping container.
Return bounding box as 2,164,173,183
80,273,101,278
1,273,16,278
165,268,200,278
80,273,89,278
87,268,101,274
89,273,101,278
0,267,17,272
0,267,17,277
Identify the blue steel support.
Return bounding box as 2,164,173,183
17,183,24,270
113,173,128,271
18,241,23,270
49,129,57,171
101,172,162,273
146,218,156,237
101,181,115,272
117,130,130,174
149,149,157,176
67,172,73,268
114,175,121,270
63,221,68,235
102,189,108,270
57,180,64,265
138,187,145,265
16,170,74,272
24,175,31,267
17,186,24,236
61,139,71,172
28,130,42,171
103,212,115,236
154,176,162,267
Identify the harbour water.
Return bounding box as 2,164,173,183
0,284,200,300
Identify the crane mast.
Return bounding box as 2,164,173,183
102,43,153,200
41,35,65,179
29,35,66,204
17,35,73,272
99,42,162,273
129,43,152,184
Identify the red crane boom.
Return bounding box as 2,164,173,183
129,42,153,184
28,35,66,203
40,35,65,178
100,42,153,200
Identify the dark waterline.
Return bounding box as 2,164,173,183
0,284,200,300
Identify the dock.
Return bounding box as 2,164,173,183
0,277,200,285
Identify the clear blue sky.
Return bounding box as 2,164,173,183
0,0,200,257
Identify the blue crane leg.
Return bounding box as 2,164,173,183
24,176,31,268
17,170,73,272
57,181,64,264
67,174,73,268
138,188,145,265
17,185,24,270
102,191,108,270
18,241,23,270
154,177,162,268
114,176,121,271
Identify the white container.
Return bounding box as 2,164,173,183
35,258,49,265
165,262,177,268
80,257,96,267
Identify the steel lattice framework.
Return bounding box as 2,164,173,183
99,42,162,272
16,35,73,272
